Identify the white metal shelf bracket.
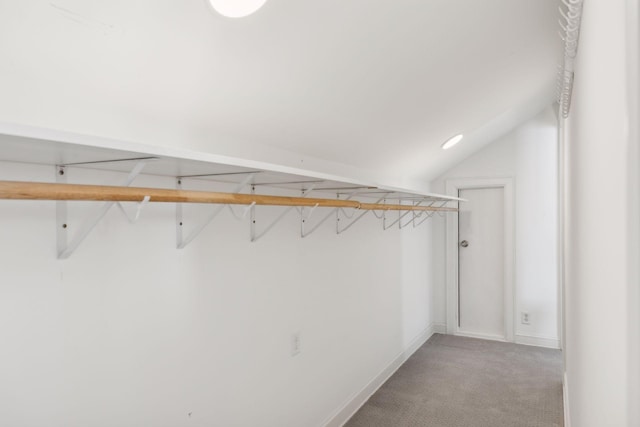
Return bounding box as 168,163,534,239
228,202,255,221
399,201,421,229
400,200,438,229
382,200,414,230
436,201,449,217
336,196,385,235
56,159,149,259
299,203,319,237
176,173,256,249
414,211,436,228
251,185,317,242
117,196,151,224
301,193,356,238
411,201,438,228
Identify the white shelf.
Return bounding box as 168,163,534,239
0,121,462,203
0,121,462,258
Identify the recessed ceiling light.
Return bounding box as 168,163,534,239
441,134,463,150
207,0,267,18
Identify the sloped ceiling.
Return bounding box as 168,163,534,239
0,0,561,190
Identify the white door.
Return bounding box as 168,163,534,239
458,187,505,339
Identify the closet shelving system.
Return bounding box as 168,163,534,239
0,123,461,259
557,0,584,118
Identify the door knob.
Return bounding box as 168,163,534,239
460,240,469,248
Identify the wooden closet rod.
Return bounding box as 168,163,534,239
0,181,458,212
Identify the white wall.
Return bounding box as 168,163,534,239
0,159,437,427
431,107,559,346
563,0,640,426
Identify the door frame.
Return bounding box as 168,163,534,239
445,177,515,342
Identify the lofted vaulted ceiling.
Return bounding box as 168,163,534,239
0,0,561,189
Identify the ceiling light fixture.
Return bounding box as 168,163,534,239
207,0,267,18
441,134,464,150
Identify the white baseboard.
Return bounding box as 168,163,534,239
321,323,437,427
515,334,560,349
563,372,571,427
454,330,507,342
432,322,446,334
452,330,559,349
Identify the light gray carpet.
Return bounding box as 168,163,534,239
345,334,563,427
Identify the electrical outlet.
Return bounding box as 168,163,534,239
291,332,301,356
521,312,530,325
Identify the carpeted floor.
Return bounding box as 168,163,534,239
345,334,563,427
